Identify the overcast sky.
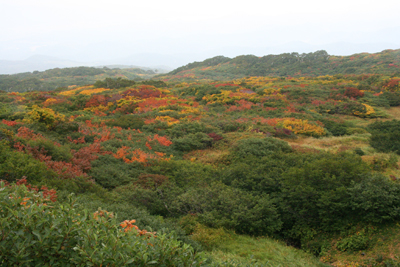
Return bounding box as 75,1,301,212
1,0,400,66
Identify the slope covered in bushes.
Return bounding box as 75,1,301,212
2,69,400,265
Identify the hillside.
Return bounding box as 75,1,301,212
0,66,158,93
159,49,400,81
2,59,400,265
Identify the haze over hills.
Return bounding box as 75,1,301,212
0,55,172,75
1,41,399,75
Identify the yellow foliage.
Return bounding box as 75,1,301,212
353,104,375,117
59,85,92,96
279,119,326,136
23,105,65,128
154,116,180,126
79,88,109,95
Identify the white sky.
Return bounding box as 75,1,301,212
1,0,400,64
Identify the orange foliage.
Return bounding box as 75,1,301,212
2,120,19,127
16,127,44,140
152,134,173,146
120,219,156,237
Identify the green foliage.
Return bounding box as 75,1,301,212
190,224,230,250
139,80,167,88
90,154,143,189
94,77,136,89
27,138,72,162
319,119,348,136
106,115,145,129
173,182,282,236
0,67,156,92
167,122,218,139
369,120,400,154
382,91,400,106
346,174,400,223
231,137,292,159
0,141,53,183
164,49,400,80
279,153,370,234
53,122,79,135
0,182,208,266
336,230,370,252
173,132,213,152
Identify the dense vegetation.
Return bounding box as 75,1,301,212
161,49,400,81
2,50,400,266
0,67,158,93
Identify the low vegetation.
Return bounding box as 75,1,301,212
2,50,400,266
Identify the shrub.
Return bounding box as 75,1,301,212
173,182,282,236
336,230,370,252
369,120,400,154
344,87,364,98
0,180,208,266
0,141,53,183
319,119,348,136
23,105,65,129
94,77,136,89
279,152,371,235
231,137,292,159
106,115,144,129
173,133,213,152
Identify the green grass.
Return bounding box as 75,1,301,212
205,233,329,267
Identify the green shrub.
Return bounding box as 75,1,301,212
173,182,282,236
279,152,371,235
89,154,143,189
231,137,292,159
368,120,400,154
190,224,230,250
106,115,144,129
167,122,218,139
26,138,73,162
353,148,365,156
336,230,370,252
0,181,208,266
319,119,348,136
94,77,136,89
173,132,213,152
0,141,54,183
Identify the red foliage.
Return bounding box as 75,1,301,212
207,132,223,142
344,87,364,98
11,177,57,202
85,95,109,108
151,134,173,146
71,143,102,172
16,127,43,140
122,86,163,99
67,136,85,144
2,120,19,127
385,79,400,90
227,99,255,111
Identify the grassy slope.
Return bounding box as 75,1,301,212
208,233,329,266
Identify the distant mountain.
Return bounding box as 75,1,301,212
0,66,159,92
0,55,172,75
159,49,400,81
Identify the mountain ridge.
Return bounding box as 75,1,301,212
159,49,400,81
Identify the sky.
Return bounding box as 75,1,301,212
1,0,400,68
